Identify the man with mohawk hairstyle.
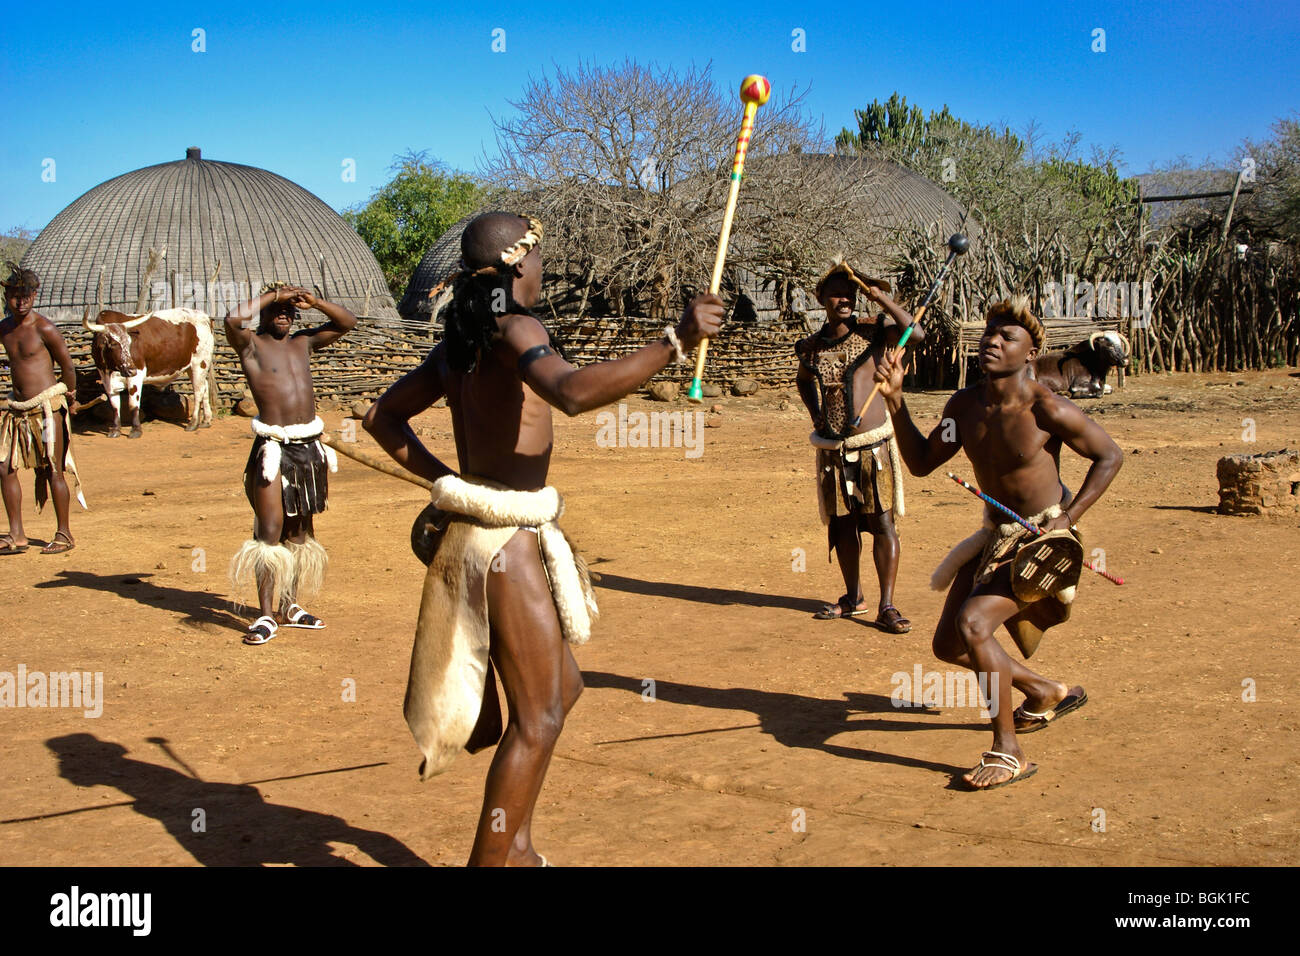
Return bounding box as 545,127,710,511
366,211,724,865
224,283,356,645
795,259,921,632
872,296,1122,790
0,263,86,555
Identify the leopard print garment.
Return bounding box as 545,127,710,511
796,323,878,440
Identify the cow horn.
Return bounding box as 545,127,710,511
82,311,107,334
1088,331,1104,350
1116,332,1130,355
118,313,152,330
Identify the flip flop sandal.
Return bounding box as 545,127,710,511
875,605,912,633
813,594,871,620
40,531,75,555
243,616,279,646
284,604,326,629
964,751,1038,791
1013,687,1088,733
0,535,29,555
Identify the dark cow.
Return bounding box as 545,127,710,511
83,308,215,437
1030,330,1130,399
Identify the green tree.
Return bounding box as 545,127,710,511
1,226,36,266
344,152,485,297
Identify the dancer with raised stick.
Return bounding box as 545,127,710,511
686,73,770,403
871,296,1122,789
364,212,723,865
850,233,968,428
796,258,922,630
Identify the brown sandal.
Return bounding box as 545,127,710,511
814,594,871,620
40,531,75,555
0,534,29,556
875,605,912,633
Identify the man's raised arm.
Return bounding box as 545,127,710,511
298,290,357,351
873,348,961,476
224,290,278,353
504,294,725,417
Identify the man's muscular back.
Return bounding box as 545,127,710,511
441,312,556,491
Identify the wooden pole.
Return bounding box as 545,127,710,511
319,433,434,491
1221,169,1246,244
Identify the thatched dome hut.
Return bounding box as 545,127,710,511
397,212,478,321
22,147,398,322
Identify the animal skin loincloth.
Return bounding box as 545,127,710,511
0,382,88,511
404,475,599,780
811,420,906,521
930,503,1081,658
243,416,338,518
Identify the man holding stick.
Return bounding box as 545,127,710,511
224,283,356,645
364,211,723,865
872,296,1122,789
0,264,86,555
796,261,920,631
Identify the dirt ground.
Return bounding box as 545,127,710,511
2,367,1298,867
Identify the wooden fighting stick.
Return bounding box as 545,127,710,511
686,73,771,404
319,432,434,491
851,233,969,427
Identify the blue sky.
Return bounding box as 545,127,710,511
3,0,1296,232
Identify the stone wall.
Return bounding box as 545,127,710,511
1216,449,1300,515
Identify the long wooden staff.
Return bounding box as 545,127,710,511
686,74,771,403
946,472,1124,585
851,233,969,427
319,432,433,490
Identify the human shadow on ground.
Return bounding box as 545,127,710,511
592,571,826,615
1151,504,1220,514
34,570,244,631
41,734,428,866
582,672,975,777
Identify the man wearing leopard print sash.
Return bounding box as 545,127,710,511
795,260,921,632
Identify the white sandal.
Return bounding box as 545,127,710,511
244,615,279,645
966,750,1038,790
284,604,326,630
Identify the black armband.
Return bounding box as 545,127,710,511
517,343,555,374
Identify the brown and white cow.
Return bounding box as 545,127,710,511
83,309,215,438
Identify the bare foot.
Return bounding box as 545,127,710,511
506,844,547,867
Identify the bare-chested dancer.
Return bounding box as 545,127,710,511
365,212,723,865
796,261,921,631
0,265,87,555
225,284,356,645
873,297,1122,789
